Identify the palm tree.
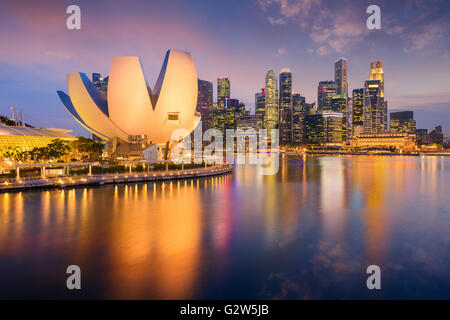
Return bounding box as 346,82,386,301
73,137,104,161
86,140,104,161
0,148,6,174
0,147,22,171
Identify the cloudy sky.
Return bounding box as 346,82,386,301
0,0,449,136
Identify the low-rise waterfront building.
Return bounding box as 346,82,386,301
350,133,416,150
0,126,76,151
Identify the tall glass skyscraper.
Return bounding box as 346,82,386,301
305,112,324,146
264,70,278,130
331,94,346,113
279,68,293,144
330,94,347,142
217,77,230,108
369,61,384,98
197,79,213,132
369,61,387,131
323,112,343,143
335,58,348,99
352,88,364,135
317,81,337,112
255,89,265,119
292,94,306,145
363,80,385,134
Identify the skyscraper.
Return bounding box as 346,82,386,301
346,97,353,142
292,94,306,145
305,111,324,146
230,99,246,127
317,81,337,112
363,80,385,134
323,112,343,144
352,88,364,136
429,125,444,146
279,68,293,144
331,94,346,113
383,101,388,132
330,93,347,142
217,77,230,108
369,61,384,98
92,73,101,86
369,61,387,130
255,89,266,118
390,111,416,134
197,79,213,132
92,73,108,93
416,129,428,145
212,104,234,134
335,58,348,99
264,70,278,130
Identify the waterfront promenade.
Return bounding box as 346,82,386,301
0,164,233,193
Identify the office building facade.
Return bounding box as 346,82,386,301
323,112,343,144
279,69,293,144
390,111,416,134
335,58,348,99
292,94,306,145
305,113,324,146
197,79,213,132
217,77,230,108
363,80,385,134
352,88,364,135
264,70,279,130
318,81,337,112
255,89,266,118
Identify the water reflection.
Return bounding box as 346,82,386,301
0,156,449,299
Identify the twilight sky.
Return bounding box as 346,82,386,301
0,0,449,136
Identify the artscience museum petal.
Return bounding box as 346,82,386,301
58,49,199,145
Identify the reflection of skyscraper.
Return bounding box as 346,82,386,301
369,61,384,98
318,81,337,112
197,79,213,132
279,69,293,144
264,70,278,130
390,111,416,134
255,89,265,118
217,77,230,108
363,80,384,134
292,94,306,145
335,58,348,99
352,88,364,135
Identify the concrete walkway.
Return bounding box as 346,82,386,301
0,164,233,193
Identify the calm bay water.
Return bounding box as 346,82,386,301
0,155,449,299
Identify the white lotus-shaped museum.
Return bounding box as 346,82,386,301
57,49,200,144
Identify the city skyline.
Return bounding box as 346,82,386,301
0,0,449,136
0,0,450,303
